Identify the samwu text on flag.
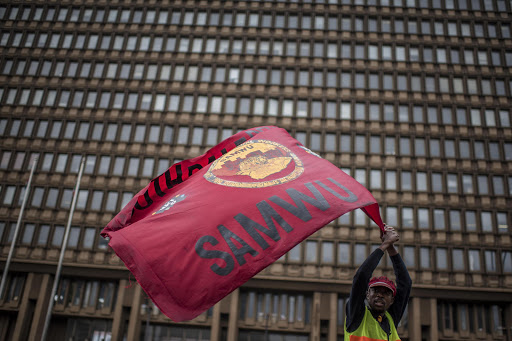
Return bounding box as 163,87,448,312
101,126,384,322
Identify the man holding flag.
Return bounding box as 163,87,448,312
344,224,412,341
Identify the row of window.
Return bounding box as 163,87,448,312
2,73,510,99
2,142,512,186
3,152,512,197
238,291,406,336
64,318,112,341
239,291,312,324
238,292,389,331
1,151,171,177
0,274,24,302
1,2,510,28
2,97,511,128
3,134,511,165
369,206,509,233
437,301,505,337
141,324,211,341
0,222,108,251
3,44,512,81
141,299,213,319
2,101,511,128
344,167,512,196
55,278,117,312
1,184,133,213
0,119,180,145
281,241,512,273
1,174,510,231
336,136,511,161
1,164,511,212
2,124,512,163
3,84,512,119
3,30,512,65
2,115,511,157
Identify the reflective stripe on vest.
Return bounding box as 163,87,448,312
344,306,401,341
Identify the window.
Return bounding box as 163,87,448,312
402,207,413,228
436,248,448,270
385,171,397,190
133,125,145,142
51,225,65,247
492,176,504,195
418,208,429,229
452,249,464,271
434,209,445,230
431,173,443,192
354,243,366,265
485,250,497,272
338,242,350,265
34,224,50,246
503,251,512,273
496,212,508,234
468,249,481,271
401,171,412,191
448,210,461,231
477,175,489,195
88,190,103,211
103,191,118,212
321,242,333,263
20,223,35,245
370,170,381,189
403,246,415,268
305,241,317,263
80,227,96,249
386,206,398,226
420,247,431,269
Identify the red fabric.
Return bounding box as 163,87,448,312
101,126,385,322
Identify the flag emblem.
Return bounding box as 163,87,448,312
204,139,304,188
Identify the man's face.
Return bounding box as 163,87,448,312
366,286,394,313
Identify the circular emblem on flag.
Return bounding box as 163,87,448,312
204,140,304,188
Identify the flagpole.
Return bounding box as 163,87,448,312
0,157,38,299
41,157,85,341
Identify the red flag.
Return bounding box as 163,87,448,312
101,126,384,322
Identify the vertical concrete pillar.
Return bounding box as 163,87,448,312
110,279,127,341
12,272,35,340
409,297,421,341
126,284,142,341
227,289,239,341
210,302,222,341
27,274,52,340
328,293,338,341
310,292,321,341
430,298,439,341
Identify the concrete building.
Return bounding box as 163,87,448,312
0,0,511,340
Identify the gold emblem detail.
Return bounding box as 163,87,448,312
204,140,303,188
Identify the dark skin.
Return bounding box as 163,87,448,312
366,225,400,315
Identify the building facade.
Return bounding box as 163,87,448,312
0,0,511,340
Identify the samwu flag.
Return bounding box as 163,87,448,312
101,126,384,322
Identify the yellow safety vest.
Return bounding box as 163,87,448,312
344,306,401,341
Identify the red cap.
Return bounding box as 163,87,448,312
368,276,396,297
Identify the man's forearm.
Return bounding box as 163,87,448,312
388,253,412,326
386,245,398,256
